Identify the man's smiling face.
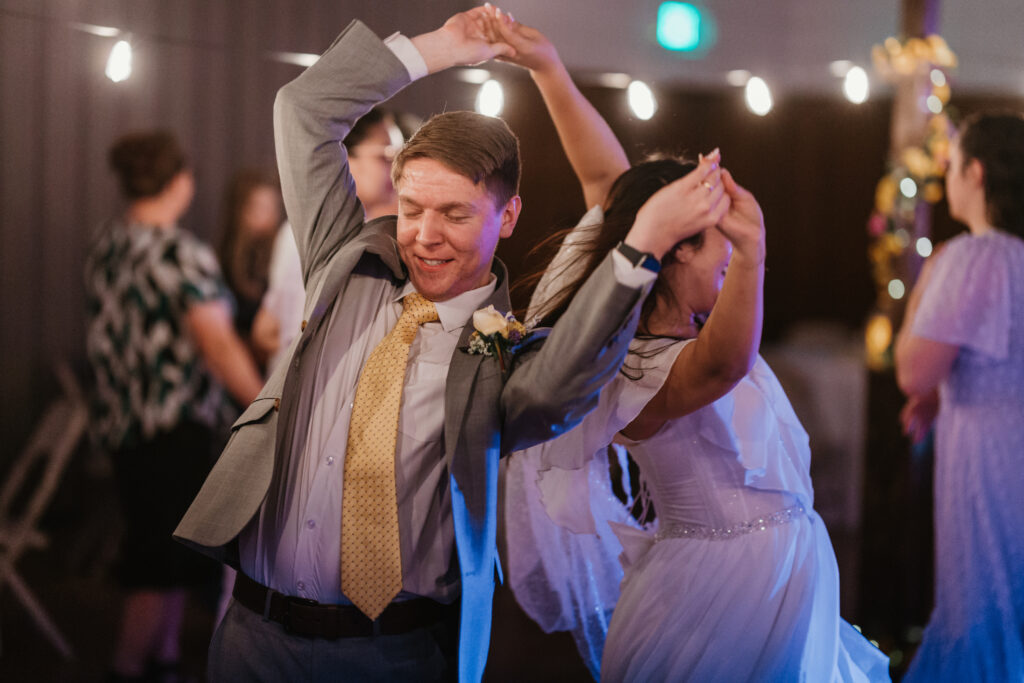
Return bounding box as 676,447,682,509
395,157,519,302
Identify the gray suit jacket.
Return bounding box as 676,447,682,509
174,20,645,683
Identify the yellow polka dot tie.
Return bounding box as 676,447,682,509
340,292,438,619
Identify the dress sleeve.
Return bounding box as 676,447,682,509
527,339,688,535
503,340,685,672
174,233,232,309
912,234,1011,360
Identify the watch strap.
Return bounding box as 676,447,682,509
616,241,661,273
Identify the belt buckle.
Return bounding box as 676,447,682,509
280,594,320,635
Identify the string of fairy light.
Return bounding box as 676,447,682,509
45,5,959,376
70,3,883,120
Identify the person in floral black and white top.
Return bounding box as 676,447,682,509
85,130,263,683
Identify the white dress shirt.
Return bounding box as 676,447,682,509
241,257,496,604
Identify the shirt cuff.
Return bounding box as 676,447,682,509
384,32,428,82
611,249,658,289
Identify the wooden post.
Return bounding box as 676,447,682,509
890,0,941,309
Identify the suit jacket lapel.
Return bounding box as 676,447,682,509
444,259,511,516
443,327,486,469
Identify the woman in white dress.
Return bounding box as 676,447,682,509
489,11,890,681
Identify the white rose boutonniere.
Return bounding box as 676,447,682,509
472,306,509,337
466,305,533,373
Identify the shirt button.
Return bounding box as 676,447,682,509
306,519,316,529
301,319,308,331
326,456,334,466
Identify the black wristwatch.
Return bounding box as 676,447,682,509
615,241,661,273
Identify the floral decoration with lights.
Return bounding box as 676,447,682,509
864,34,957,370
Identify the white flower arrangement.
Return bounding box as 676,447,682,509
465,305,533,373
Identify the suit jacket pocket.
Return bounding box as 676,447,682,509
178,396,281,549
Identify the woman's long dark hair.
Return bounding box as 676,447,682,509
958,111,1024,238
516,156,702,333
216,169,280,305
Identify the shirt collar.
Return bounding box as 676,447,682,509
398,274,497,333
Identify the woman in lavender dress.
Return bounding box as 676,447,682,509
896,112,1024,680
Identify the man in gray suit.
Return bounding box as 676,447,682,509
175,6,726,682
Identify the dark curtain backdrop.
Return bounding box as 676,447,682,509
0,0,470,459
2,0,1022,468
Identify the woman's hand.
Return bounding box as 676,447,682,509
900,391,939,444
716,168,765,266
625,149,730,260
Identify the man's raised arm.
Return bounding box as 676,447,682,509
273,9,513,284
273,21,411,284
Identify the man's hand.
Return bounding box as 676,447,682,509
481,7,560,76
625,150,730,260
412,6,515,74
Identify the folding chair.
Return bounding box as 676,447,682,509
0,363,87,659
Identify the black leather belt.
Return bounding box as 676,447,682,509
232,572,457,639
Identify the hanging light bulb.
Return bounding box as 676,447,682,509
843,66,870,104
744,76,772,116
475,79,504,117
627,80,657,120
900,177,918,198
106,39,132,82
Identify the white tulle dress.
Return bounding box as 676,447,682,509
504,207,889,681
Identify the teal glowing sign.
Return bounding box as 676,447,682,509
657,2,702,52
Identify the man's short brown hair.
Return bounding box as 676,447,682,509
392,111,520,207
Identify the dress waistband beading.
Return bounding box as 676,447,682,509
654,503,806,542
